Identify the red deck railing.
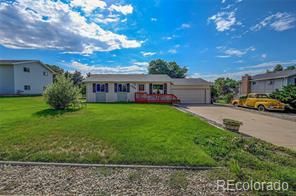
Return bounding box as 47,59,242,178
135,92,179,104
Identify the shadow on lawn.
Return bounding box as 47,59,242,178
34,108,80,117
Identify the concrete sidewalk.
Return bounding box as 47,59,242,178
179,104,296,150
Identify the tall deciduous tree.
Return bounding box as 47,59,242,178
212,77,239,103
148,59,188,78
285,65,295,70
273,64,283,72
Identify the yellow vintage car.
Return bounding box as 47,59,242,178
232,93,285,112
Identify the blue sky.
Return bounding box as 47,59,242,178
0,0,296,81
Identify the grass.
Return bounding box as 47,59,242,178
1,96,295,194
195,128,296,194
0,96,215,166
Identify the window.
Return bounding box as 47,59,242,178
268,80,273,85
96,83,108,92
252,81,256,85
114,83,130,92
152,84,164,94
138,84,145,91
256,94,269,98
294,78,296,85
24,85,31,90
23,67,30,72
43,71,48,76
43,86,47,91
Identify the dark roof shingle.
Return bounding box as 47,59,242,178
251,69,296,80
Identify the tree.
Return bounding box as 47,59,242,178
44,75,81,110
68,70,84,86
148,59,188,78
273,64,283,72
46,64,64,75
270,85,296,109
212,77,239,103
285,65,295,70
46,64,64,82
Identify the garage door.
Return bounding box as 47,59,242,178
172,89,206,103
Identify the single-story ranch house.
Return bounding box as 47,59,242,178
84,74,212,104
0,60,55,95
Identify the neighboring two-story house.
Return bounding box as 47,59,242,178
0,60,55,95
239,69,296,95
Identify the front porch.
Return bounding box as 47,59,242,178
134,92,179,104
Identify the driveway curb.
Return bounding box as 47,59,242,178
0,161,222,170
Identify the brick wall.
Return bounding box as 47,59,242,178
241,75,251,95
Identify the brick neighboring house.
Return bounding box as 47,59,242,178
239,69,296,95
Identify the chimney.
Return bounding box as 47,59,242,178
241,74,251,95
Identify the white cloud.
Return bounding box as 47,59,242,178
109,4,133,15
251,12,295,32
218,46,255,57
216,55,231,58
133,62,149,66
221,0,226,3
71,0,106,14
196,60,296,81
0,0,141,55
261,53,267,59
68,61,148,74
151,17,157,22
179,23,191,29
191,69,266,81
141,51,156,57
163,36,172,40
168,49,177,54
240,60,296,70
208,11,239,32
94,14,120,24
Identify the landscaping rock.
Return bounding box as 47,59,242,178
0,165,243,195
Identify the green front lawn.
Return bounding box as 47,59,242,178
1,96,295,193
0,96,215,166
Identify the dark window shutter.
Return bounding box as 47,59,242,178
127,83,130,92
149,83,152,94
164,83,167,94
114,83,117,92
92,83,96,93
105,83,108,92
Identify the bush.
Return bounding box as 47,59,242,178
270,85,296,109
44,75,81,110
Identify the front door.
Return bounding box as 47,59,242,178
117,92,127,102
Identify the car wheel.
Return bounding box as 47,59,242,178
258,105,265,112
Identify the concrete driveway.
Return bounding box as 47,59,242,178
179,104,296,150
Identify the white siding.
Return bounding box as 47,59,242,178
86,82,173,102
13,62,53,94
86,83,96,102
251,78,288,94
0,65,14,94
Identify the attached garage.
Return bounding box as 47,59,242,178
172,79,211,104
